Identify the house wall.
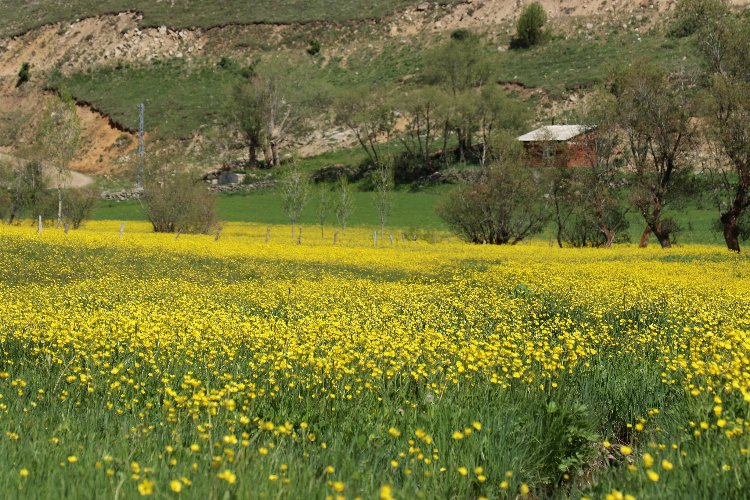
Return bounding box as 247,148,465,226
521,130,597,168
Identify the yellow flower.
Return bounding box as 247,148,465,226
217,470,237,484
333,481,345,492
474,466,483,475
643,453,654,468
390,460,398,468
452,431,464,440
472,422,482,431
722,464,731,472
388,427,401,438
190,444,200,452
620,445,632,456
269,474,279,481
646,470,659,482
325,465,335,474
169,480,183,493
520,483,530,496
19,469,29,478
67,456,78,464
138,479,155,496
500,480,509,489
457,467,468,476
717,419,727,428
661,459,673,471
380,485,394,500
603,440,611,448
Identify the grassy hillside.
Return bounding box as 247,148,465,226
52,30,701,140
0,0,459,37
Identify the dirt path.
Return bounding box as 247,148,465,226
0,152,94,188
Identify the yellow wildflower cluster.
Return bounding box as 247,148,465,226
0,221,748,497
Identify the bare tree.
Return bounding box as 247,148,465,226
317,185,331,239
334,175,354,232
278,159,310,238
37,94,81,228
614,63,695,248
371,160,394,237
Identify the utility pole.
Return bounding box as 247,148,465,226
136,102,145,188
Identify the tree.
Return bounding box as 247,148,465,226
0,159,48,223
512,3,548,49
142,155,218,234
317,185,331,239
371,161,394,236
395,88,448,181
614,63,695,248
231,79,266,168
695,11,750,251
334,175,354,231
425,30,493,164
278,160,311,238
62,187,98,229
38,94,82,228
334,89,394,169
568,90,630,247
437,156,549,244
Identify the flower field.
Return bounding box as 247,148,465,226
0,221,748,499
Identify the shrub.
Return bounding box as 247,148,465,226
437,158,549,244
307,39,321,56
16,62,30,88
144,174,218,234
62,187,98,229
511,2,548,49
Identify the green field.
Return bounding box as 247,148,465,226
92,188,728,247
0,0,460,37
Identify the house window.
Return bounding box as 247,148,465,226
542,146,554,159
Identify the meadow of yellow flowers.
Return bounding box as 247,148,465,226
0,221,748,499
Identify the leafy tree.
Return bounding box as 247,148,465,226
62,187,98,229
566,89,630,247
231,79,266,168
37,94,81,228
334,89,394,168
512,3,548,49
437,155,549,244
278,160,311,238
614,63,695,248
700,13,750,251
395,87,449,180
669,0,728,38
143,155,218,234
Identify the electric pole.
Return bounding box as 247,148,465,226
136,102,145,188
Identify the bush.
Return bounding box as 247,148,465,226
511,2,548,49
144,174,218,234
62,187,98,229
16,62,30,88
437,158,549,244
307,39,321,56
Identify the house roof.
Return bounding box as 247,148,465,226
517,125,589,142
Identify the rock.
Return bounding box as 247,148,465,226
586,23,594,30
417,2,430,10
434,20,443,29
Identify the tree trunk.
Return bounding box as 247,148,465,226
721,211,741,253
248,143,258,168
57,187,63,228
601,228,615,248
639,225,651,248
271,141,280,167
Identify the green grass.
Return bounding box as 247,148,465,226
497,32,702,91
94,187,449,229
51,59,245,140
0,0,460,37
